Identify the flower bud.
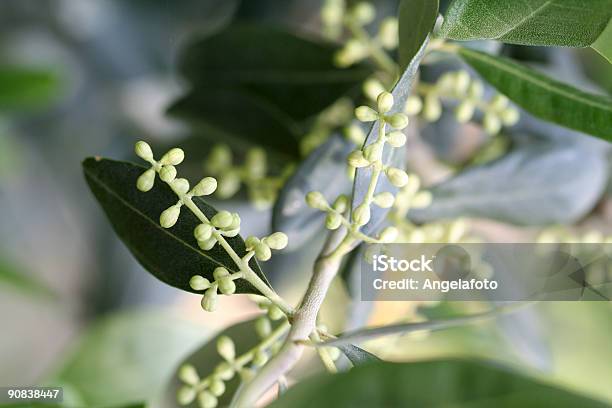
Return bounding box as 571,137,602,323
178,364,200,385
198,391,217,408
198,237,217,251
386,131,406,148
423,95,442,122
437,72,456,91
355,105,378,122
160,148,184,166
386,167,409,187
468,81,484,99
344,123,366,145
454,71,471,94
194,223,213,241
213,267,230,280
211,211,233,229
386,113,409,129
190,275,211,291
348,150,370,168
245,236,260,250
483,113,502,135
135,141,154,161
177,386,196,405
136,168,155,192
172,178,190,195
209,380,225,397
490,94,509,110
255,243,272,261
159,165,177,183
208,145,232,173
363,143,383,162
351,2,375,24
352,203,371,226
325,212,342,230
321,0,343,27
404,174,421,195
412,191,432,208
306,191,328,210
500,107,519,126
214,362,234,380
228,213,241,230
218,277,236,295
380,226,399,242
252,349,268,367
377,91,394,114
378,17,399,49
404,95,423,115
265,232,288,250
268,304,284,320
363,78,386,101
216,173,240,198
245,148,267,178
201,288,218,312
374,192,395,208
332,195,349,212
455,101,475,123
255,317,272,338
160,204,181,228
192,177,217,196
217,336,236,361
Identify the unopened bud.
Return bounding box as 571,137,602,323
380,226,399,242
218,277,236,295
255,243,272,261
201,288,218,312
500,107,519,126
378,17,399,49
455,101,475,123
265,232,288,250
198,237,217,251
194,223,213,241
483,113,502,135
245,236,260,250
353,203,371,226
159,165,177,183
412,191,432,208
454,71,471,94
213,267,230,280
386,131,406,148
268,304,284,320
172,178,190,195
468,81,484,99
217,336,236,361
160,204,181,228
386,113,409,129
252,350,268,367
306,191,328,210
198,391,217,408
326,212,343,230
209,380,225,397
423,95,442,122
363,143,383,162
160,148,184,166
332,195,349,212
348,150,370,167
490,94,509,110
192,177,217,196
135,141,154,161
351,2,375,24
136,168,155,192
214,362,234,380
216,173,240,198
386,167,409,187
345,123,366,145
178,364,200,385
374,192,395,208
363,78,386,101
211,211,233,229
404,95,423,115
190,275,211,291
177,386,196,405
255,316,272,338
355,105,378,122
377,91,394,113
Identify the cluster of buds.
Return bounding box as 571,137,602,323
193,210,241,251
189,266,240,312
256,297,287,322
245,232,289,262
400,70,519,134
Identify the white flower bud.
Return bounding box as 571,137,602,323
214,362,234,380
374,192,395,208
211,211,233,229
437,73,456,91
351,2,375,24
209,380,226,397
218,277,236,295
325,212,342,230
348,150,370,168
255,316,272,338
454,71,471,94
198,237,217,251
332,195,349,212
245,236,260,250
201,288,218,312
135,141,154,161
172,178,190,195
228,213,241,230
245,148,267,178
404,174,421,195
378,17,399,49
177,386,196,405
306,191,328,210
404,95,423,115
255,243,272,261
252,349,268,367
363,143,383,162
355,105,378,122
160,204,181,228
500,107,520,126
386,131,406,148
321,1,343,27
208,145,232,173
159,165,177,183
213,267,230,280
483,113,502,135
468,81,484,99
455,101,475,123
267,304,284,320
353,203,371,226
345,123,366,145
178,364,200,385
189,275,211,291
216,173,240,198
490,94,509,110
136,168,155,192
423,95,442,122
386,113,409,129
363,78,386,101
377,91,394,114
198,391,218,408
412,191,432,208
265,232,288,250
380,226,399,243
194,223,213,241
160,148,185,166
386,167,409,187
334,49,353,67
217,336,236,361
191,177,217,196
341,39,368,64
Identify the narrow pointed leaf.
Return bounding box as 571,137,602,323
398,0,439,71
337,344,381,366
592,18,612,64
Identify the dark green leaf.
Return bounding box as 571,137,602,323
441,0,612,48
593,18,612,64
271,359,609,407
410,142,608,225
0,255,55,299
82,157,268,294
457,47,612,141
0,66,60,111
337,344,381,366
398,0,439,70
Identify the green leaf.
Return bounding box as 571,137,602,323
82,157,268,295
337,344,381,366
0,255,55,299
47,309,209,407
271,359,609,407
441,0,612,48
593,18,612,64
398,0,439,71
457,47,612,141
0,66,60,111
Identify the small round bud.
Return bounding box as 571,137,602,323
194,223,213,241
332,195,349,213
500,107,520,126
216,173,240,198
321,1,343,27
363,78,386,101
211,211,233,229
352,203,371,226
178,364,200,385
490,94,509,110
198,237,217,251
345,123,366,145
172,178,190,195
218,277,236,295
423,95,442,122
380,226,399,243
355,106,378,122
214,362,234,380
306,191,329,210
348,150,370,168
192,177,217,196
437,72,456,91
217,336,236,361
374,192,395,208
160,148,185,166
412,191,432,208
351,2,375,24
228,213,241,230
377,91,394,114
245,236,260,250
378,17,399,49
265,232,288,250
245,148,267,178
483,113,502,135
386,167,409,187
325,212,342,230
386,113,409,129
252,350,268,367
454,71,471,94
404,174,421,195
208,145,232,173
209,380,225,397
201,289,218,312
177,386,196,405
386,131,406,148
190,275,211,291
160,204,181,228
255,243,272,261
455,101,475,123
268,304,284,320
404,95,423,115
255,317,272,338
213,267,230,280
363,143,383,162
135,141,154,161
198,391,217,408
468,81,484,99
136,168,155,192
159,165,177,183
